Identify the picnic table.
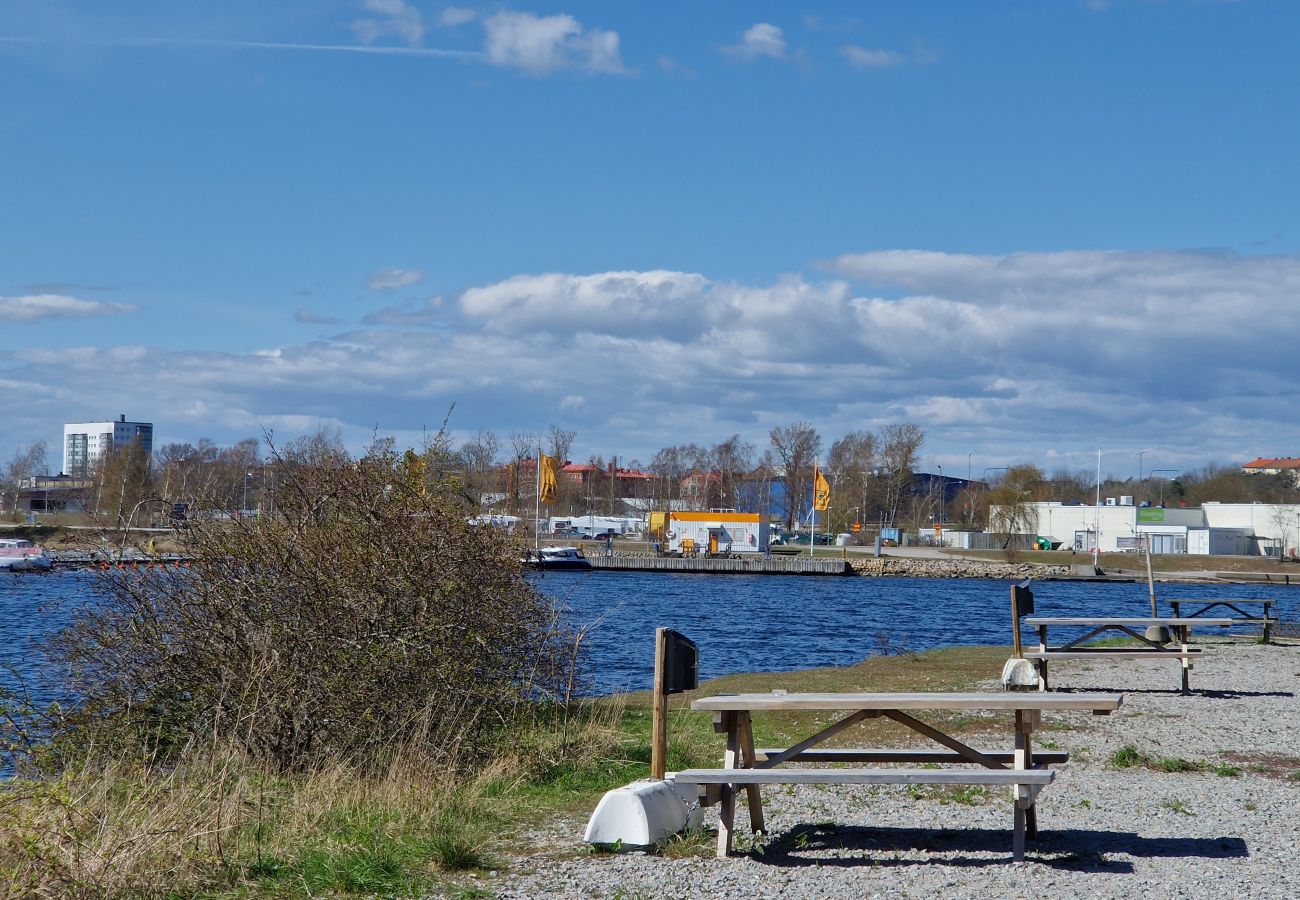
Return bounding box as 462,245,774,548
1022,616,1232,694
676,691,1122,861
1168,598,1277,642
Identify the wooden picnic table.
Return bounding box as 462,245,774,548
1168,598,1277,642
1022,616,1232,694
677,691,1122,861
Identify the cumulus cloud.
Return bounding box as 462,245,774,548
293,308,341,325
362,296,447,326
482,11,624,75
2,293,138,323
723,23,787,61
9,251,1300,474
439,6,477,28
364,268,424,291
352,0,425,47
841,45,905,68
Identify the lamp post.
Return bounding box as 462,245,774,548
1138,449,1148,481
936,463,944,525
243,471,252,518
1149,469,1178,506
967,451,972,484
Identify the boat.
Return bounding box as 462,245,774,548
524,546,593,571
0,538,54,572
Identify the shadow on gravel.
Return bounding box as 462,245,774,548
1052,686,1294,699
751,823,1247,871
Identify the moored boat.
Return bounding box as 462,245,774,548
0,538,54,572
524,546,594,571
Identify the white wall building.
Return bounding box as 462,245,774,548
992,500,1300,557
63,415,154,476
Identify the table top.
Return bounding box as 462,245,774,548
1169,598,1274,605
690,691,1123,713
1023,617,1234,626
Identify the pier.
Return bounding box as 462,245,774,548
588,554,854,576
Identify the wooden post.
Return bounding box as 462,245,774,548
651,627,668,780
1010,584,1023,659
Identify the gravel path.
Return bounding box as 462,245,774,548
495,637,1300,898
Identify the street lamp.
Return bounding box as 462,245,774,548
1149,469,1178,506
243,471,253,518
936,463,944,525
1138,449,1148,481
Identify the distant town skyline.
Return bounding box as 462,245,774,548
4,2,1299,476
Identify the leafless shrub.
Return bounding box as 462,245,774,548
47,436,582,773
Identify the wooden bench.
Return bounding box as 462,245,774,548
1022,617,1231,694
1169,599,1278,642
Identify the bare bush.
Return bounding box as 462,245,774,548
49,438,581,772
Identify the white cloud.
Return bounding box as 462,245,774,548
352,0,425,47
362,296,446,326
10,251,1300,475
294,308,341,325
841,45,905,69
482,11,624,75
1,293,138,323
723,23,786,61
364,268,425,291
439,7,477,28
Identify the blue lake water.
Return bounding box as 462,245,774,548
5,570,1292,702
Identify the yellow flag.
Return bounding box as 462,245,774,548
539,453,559,504
813,463,830,512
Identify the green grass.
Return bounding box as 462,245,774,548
1109,745,1241,777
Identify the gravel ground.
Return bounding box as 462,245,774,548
493,637,1300,899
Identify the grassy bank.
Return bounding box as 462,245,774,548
1,645,1017,897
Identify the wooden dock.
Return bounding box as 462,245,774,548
588,555,854,576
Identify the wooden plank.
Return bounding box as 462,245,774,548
691,692,1123,712
1023,617,1233,626
676,768,1055,786
754,748,1071,765
716,712,738,858
882,709,1008,769
756,710,872,769
736,712,765,834
1023,649,1201,659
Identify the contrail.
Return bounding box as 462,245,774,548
0,35,484,59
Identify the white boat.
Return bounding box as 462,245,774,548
524,546,593,571
0,538,53,571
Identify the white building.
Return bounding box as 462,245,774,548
991,499,1300,557
63,415,154,476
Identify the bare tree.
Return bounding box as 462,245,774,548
2,441,48,518
769,422,822,531
507,431,539,514
546,426,575,463
877,423,925,526
828,431,876,532
987,464,1045,549
709,434,754,510
460,428,500,510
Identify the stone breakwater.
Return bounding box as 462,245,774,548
850,557,1069,579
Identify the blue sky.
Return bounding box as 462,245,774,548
4,0,1299,480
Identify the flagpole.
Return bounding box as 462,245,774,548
535,448,542,555
810,459,816,558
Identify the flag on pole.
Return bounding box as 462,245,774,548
539,453,559,504
813,463,831,512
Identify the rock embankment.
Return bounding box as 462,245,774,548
850,557,1068,579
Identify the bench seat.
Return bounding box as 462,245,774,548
754,748,1069,765
1024,648,1201,659
675,767,1055,786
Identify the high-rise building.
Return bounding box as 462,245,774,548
63,415,154,476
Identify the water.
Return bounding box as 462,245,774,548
2,571,1294,703
536,572,1296,693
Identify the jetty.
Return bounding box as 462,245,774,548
588,555,853,576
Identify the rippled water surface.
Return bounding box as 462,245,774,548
3,570,1294,699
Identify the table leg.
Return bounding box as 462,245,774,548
1264,604,1273,643
1179,625,1191,695
737,712,766,835
1013,710,1038,851
1013,805,1026,862
716,712,739,857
